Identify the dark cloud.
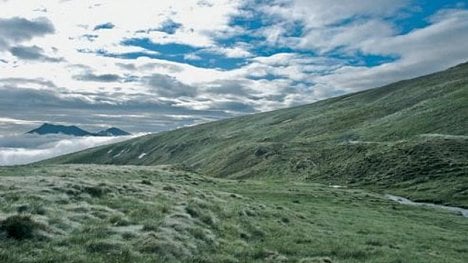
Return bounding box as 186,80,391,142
0,17,54,49
94,22,115,30
81,34,98,41
0,86,92,108
140,63,184,73
116,62,137,70
157,19,182,35
144,74,197,97
211,101,256,113
115,62,184,73
204,79,253,96
73,73,121,82
9,45,63,62
0,85,231,135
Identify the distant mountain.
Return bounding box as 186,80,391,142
95,127,131,136
27,123,130,137
27,123,93,136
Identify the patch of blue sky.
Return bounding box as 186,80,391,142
222,6,305,55
327,48,399,67
391,0,466,34
229,12,269,30
187,52,248,70
101,38,248,70
122,38,198,55
246,73,283,81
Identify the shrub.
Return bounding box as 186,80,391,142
0,215,43,240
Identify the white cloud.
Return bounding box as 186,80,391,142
316,9,468,91
298,19,396,53
0,0,467,138
0,117,43,125
263,0,409,27
0,133,142,165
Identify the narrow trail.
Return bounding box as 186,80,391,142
386,194,468,218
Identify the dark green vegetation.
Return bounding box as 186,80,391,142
1,165,467,262
0,215,45,240
49,63,468,207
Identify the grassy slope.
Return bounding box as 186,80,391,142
1,165,467,263
48,63,468,207
47,63,468,207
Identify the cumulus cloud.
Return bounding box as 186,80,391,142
315,9,468,91
0,0,467,140
155,19,182,35
94,22,115,31
0,133,141,165
73,72,122,82
9,45,63,62
0,16,54,49
143,73,197,97
297,19,396,53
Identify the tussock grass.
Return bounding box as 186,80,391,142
0,164,467,262
0,215,45,240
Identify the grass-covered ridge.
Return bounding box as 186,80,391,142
48,63,468,207
1,165,467,262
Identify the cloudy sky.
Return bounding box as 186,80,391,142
1,0,468,136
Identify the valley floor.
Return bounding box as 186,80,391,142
0,165,467,262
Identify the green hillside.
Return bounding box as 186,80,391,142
48,63,468,207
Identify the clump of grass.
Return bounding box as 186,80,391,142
83,185,109,197
141,179,152,185
0,215,44,240
86,240,126,254
16,205,29,213
365,239,384,247
200,212,217,226
185,206,200,218
255,249,288,262
142,223,159,232
162,185,177,192
16,204,47,215
139,234,193,260
109,215,131,226
299,257,333,263
239,232,250,240
239,208,257,217
120,233,135,241
188,227,217,245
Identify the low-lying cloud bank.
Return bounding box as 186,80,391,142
0,133,143,166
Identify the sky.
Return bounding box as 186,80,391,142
1,0,468,137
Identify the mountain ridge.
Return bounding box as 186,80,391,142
27,123,131,137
